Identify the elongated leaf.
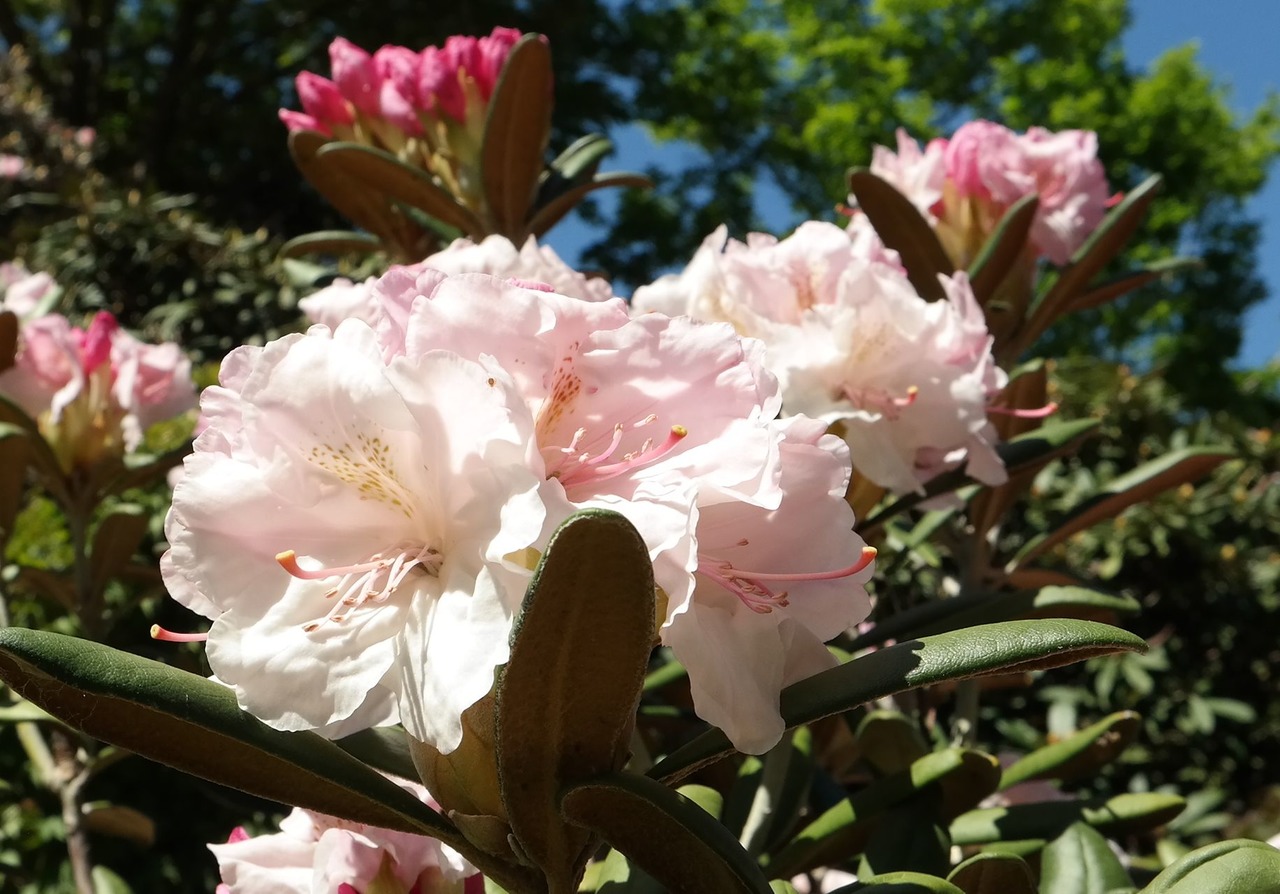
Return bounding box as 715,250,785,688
527,172,653,238
1013,175,1162,357
1000,711,1141,790
859,419,1099,534
83,803,156,847
766,750,997,878
948,853,1036,894
968,194,1039,304
739,726,815,856
482,35,554,236
288,131,401,245
1067,257,1199,315
333,726,420,782
1141,839,1280,893
88,505,149,608
950,792,1185,845
0,628,460,843
315,142,485,237
857,795,950,878
650,620,1145,784
549,133,614,182
856,711,930,776
280,230,383,259
850,872,966,893
560,772,774,894
848,169,953,300
497,509,656,888
1013,446,1233,566
1040,822,1130,894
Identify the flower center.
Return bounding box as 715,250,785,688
275,540,442,632
546,413,689,488
698,545,877,614
842,383,919,420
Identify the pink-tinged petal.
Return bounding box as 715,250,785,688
418,45,466,122
868,128,947,216
299,276,379,329
380,80,424,135
474,27,526,99
945,119,1016,199
1,268,56,317
296,72,354,127
329,37,380,116
277,109,330,135
401,235,614,303
374,45,422,104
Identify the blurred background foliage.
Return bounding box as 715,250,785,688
0,0,1278,890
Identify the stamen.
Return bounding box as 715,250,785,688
988,400,1058,419
699,546,877,614
723,546,878,582
277,542,441,633
892,385,920,408
150,624,208,643
563,426,688,485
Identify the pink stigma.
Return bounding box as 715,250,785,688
988,400,1058,419
150,624,209,643
699,546,877,613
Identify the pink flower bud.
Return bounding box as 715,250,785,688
374,45,421,105
77,311,118,373
277,109,330,135
474,27,524,99
329,37,380,116
944,119,1015,198
379,80,423,135
296,72,354,127
418,45,465,122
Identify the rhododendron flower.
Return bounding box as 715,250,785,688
162,320,559,751
298,236,612,329
857,122,1109,265
210,777,479,894
634,222,1007,495
0,310,196,470
372,272,874,752
0,262,56,318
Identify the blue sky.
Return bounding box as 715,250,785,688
550,1,1279,368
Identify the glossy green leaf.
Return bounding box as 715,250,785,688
1141,839,1280,893
1014,446,1233,566
497,509,656,888
1000,711,1141,790
651,620,1145,784
1041,822,1130,894
739,726,815,856
280,230,382,259
855,711,930,776
859,418,1099,533
947,853,1036,894
848,168,953,300
560,772,774,894
850,872,966,893
527,171,653,238
968,194,1039,304
549,133,614,181
676,784,724,819
482,34,554,236
950,792,1185,845
315,142,485,238
333,726,419,782
1014,175,1162,356
0,628,460,843
642,654,688,692
767,749,994,878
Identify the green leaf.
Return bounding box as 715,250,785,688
1014,446,1234,566
1040,822,1130,894
0,698,59,724
850,872,966,893
650,620,1146,784
92,865,133,894
482,34,555,237
88,505,149,608
848,168,954,300
739,726,815,856
548,133,615,182
288,131,403,247
315,142,485,238
527,172,653,238
333,726,420,781
280,230,383,259
950,792,1185,845
496,509,656,888
83,802,156,847
948,853,1037,894
560,772,774,894
857,795,950,878
855,711,930,776
767,750,996,878
1000,711,1141,789
967,194,1039,304
0,628,461,843
1066,256,1200,315
1015,174,1162,356
1141,839,1280,893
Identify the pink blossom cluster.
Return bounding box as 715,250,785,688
859,122,1111,265
210,776,479,894
632,222,1008,496
299,235,612,330
162,270,874,756
280,28,527,139
0,302,196,471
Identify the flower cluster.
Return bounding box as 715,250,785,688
299,235,612,330
859,121,1111,266
632,222,1008,496
0,301,196,472
1,261,56,318
210,777,479,894
163,270,874,756
281,29,523,140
